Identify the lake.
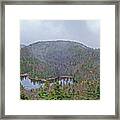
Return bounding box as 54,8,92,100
20,77,74,90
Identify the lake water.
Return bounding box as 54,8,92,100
20,77,74,90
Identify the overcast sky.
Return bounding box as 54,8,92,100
20,20,100,48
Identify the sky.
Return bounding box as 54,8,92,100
20,20,100,48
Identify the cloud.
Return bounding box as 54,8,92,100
20,20,100,48
86,20,100,33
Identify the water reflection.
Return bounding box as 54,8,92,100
21,77,74,90
20,77,44,90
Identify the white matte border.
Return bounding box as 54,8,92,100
5,5,115,115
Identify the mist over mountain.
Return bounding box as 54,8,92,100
20,20,100,48
20,40,100,81
20,44,26,48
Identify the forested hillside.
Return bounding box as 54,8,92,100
20,40,100,81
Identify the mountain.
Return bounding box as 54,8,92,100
20,40,100,81
20,44,26,48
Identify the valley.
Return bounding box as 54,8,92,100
20,40,100,100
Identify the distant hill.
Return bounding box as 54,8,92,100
20,44,26,48
20,40,100,81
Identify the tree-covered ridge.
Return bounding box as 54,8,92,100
20,41,100,81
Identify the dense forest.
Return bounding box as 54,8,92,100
21,80,100,100
20,40,100,100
